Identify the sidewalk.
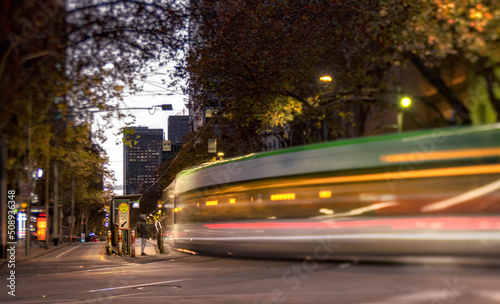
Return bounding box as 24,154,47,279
134,238,160,256
105,238,189,261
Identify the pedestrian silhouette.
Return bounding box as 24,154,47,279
138,215,148,256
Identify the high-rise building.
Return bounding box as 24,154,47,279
123,127,164,195
168,115,190,144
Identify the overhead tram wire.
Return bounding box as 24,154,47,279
140,80,185,95
137,104,244,214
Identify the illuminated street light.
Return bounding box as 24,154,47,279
319,75,332,82
103,62,115,70
401,97,412,108
398,96,412,133
37,168,44,179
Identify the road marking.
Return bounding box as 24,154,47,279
86,278,191,293
56,244,80,258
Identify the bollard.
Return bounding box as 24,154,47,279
107,230,112,255
131,229,136,257
118,230,122,256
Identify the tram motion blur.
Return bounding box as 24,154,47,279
162,124,500,261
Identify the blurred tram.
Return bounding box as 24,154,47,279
164,124,500,261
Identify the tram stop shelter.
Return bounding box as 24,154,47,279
110,194,141,255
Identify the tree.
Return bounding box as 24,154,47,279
56,123,112,236
0,0,190,253
64,0,189,130
1,0,191,187
180,0,500,154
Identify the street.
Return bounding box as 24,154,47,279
1,241,500,303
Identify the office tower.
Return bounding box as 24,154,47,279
168,115,190,144
123,127,164,195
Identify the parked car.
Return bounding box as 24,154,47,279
87,233,100,242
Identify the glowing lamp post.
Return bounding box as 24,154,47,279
319,75,332,82
398,97,412,133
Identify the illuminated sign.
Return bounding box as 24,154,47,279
118,202,130,230
37,217,47,241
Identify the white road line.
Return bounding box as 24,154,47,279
86,278,191,293
56,244,80,258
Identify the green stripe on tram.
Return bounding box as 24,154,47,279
178,123,500,178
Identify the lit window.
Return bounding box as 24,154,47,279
319,191,332,198
270,193,296,201
206,200,218,206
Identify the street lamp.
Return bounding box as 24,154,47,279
398,96,412,133
86,104,173,114
319,75,332,82
401,97,411,108
32,168,43,180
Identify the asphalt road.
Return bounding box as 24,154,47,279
1,242,500,304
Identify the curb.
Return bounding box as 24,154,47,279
102,244,190,263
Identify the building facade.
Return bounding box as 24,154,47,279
123,127,164,195
168,115,190,144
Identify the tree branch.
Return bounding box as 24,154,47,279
406,52,469,124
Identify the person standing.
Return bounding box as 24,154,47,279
138,215,148,256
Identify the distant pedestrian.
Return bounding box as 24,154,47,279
138,215,148,256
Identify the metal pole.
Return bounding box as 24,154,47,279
158,225,163,254
85,209,88,240
71,176,75,241
397,111,403,133
53,163,59,246
1,135,7,258
44,154,50,249
26,94,31,256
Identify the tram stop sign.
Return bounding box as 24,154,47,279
118,202,130,230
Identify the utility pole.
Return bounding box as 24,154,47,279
53,163,59,246
0,135,7,258
44,155,50,249
71,176,75,241
26,94,31,255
